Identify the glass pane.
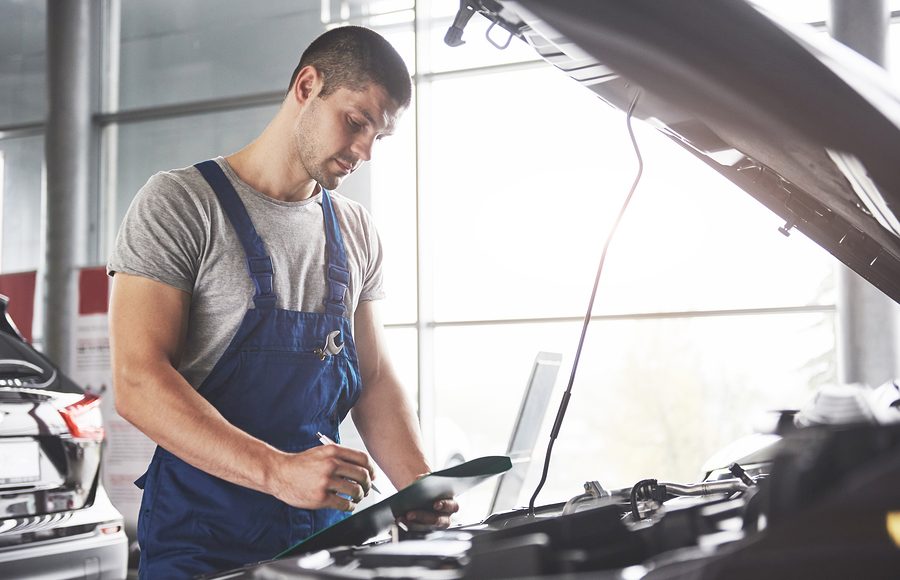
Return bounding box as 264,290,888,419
377,23,416,77
0,135,43,273
107,104,278,237
116,0,413,111
889,20,900,80
370,90,417,325
384,325,418,407
433,312,835,521
423,66,835,322
323,0,412,20
0,0,46,125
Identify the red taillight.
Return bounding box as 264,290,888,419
59,393,105,442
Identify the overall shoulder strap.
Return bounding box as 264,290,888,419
194,160,276,310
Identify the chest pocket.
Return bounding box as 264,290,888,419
207,350,356,447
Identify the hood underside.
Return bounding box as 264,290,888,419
457,0,900,302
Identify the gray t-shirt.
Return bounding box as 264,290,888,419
108,156,385,389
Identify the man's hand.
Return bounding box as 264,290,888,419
268,444,377,512
398,497,460,530
395,472,460,530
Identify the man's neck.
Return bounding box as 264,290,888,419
225,117,319,202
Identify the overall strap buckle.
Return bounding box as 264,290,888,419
320,190,352,318
249,256,277,309
325,264,349,317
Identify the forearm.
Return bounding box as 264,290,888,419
351,302,457,525
352,375,431,490
113,360,283,494
353,374,461,527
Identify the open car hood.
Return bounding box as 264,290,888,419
454,0,900,302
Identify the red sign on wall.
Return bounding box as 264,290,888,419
79,266,110,315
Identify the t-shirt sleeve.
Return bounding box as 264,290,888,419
107,172,207,294
359,208,386,303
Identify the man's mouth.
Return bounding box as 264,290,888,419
335,159,355,175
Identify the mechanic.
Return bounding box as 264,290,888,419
107,26,458,579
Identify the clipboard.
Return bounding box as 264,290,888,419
276,455,512,558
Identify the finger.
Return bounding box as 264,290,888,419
404,509,443,526
329,478,365,503
324,491,357,512
322,444,376,475
334,463,373,494
396,513,433,532
432,514,452,529
432,499,459,514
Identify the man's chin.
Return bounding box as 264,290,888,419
317,175,343,191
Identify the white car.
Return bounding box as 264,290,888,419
0,296,127,580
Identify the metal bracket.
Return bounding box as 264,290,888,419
779,217,796,237
486,20,514,49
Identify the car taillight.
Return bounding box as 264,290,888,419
59,393,105,442
99,524,122,535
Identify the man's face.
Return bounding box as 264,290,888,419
294,83,403,190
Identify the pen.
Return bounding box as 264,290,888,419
316,431,381,494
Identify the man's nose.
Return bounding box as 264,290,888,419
351,135,375,162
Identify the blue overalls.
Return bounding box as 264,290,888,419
134,160,362,578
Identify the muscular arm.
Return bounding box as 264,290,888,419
351,300,458,525
110,273,374,510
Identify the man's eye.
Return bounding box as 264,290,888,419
348,118,363,131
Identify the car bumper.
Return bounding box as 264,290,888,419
0,528,128,580
0,486,127,580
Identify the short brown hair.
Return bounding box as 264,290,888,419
287,26,411,108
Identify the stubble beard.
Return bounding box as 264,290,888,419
294,100,342,191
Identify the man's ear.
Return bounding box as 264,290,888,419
291,65,322,105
